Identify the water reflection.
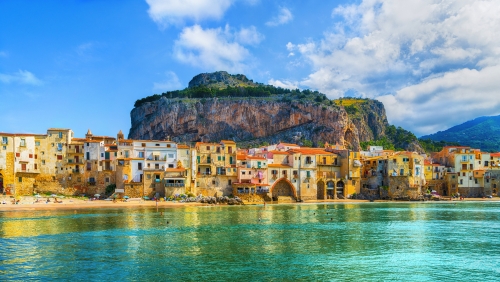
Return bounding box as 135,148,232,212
1,202,500,281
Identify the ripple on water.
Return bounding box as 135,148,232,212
1,202,500,281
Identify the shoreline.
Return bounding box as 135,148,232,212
1,196,499,211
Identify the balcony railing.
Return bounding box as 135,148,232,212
165,183,185,187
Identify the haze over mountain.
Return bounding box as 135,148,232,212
420,115,500,152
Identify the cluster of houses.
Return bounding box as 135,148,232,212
0,128,498,201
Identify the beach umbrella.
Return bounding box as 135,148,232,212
94,194,100,197
35,194,42,198
124,196,129,199
50,194,57,197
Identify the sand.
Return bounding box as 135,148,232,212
0,196,498,211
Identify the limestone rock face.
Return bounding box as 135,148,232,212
128,97,390,150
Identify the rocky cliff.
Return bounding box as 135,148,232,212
128,72,423,151
129,96,393,150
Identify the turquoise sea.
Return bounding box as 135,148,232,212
1,202,499,281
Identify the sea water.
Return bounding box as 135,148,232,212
1,202,499,281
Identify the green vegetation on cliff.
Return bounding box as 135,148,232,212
134,85,331,108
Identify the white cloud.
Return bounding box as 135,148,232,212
146,0,233,27
266,7,293,26
0,70,42,85
286,0,500,135
173,24,260,72
0,51,8,58
153,71,183,91
268,78,299,90
235,26,264,45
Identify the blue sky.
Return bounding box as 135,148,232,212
1,0,500,139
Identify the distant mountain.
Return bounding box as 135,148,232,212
420,115,500,152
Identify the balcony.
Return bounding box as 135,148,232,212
165,183,185,187
317,161,340,166
67,148,84,154
144,167,164,171
67,160,85,165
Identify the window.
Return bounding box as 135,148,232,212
271,170,277,175
20,139,26,147
305,156,312,164
168,153,174,158
139,152,144,158
168,164,173,168
138,163,143,170
124,151,129,158
242,171,246,175
1,137,7,144
59,132,63,138
35,141,40,146
306,171,311,178
101,153,104,158
155,143,160,146
57,155,62,160
29,154,33,158
42,160,45,165
475,179,478,184
206,146,210,150
105,177,110,183
218,156,221,161
167,144,171,148
18,177,22,183
147,174,151,180
57,143,63,151
16,153,20,157
155,164,159,169
460,179,463,184
228,179,232,185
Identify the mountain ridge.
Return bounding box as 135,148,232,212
420,115,500,152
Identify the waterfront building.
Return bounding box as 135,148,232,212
194,141,237,197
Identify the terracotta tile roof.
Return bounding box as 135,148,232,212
278,143,299,146
490,153,500,157
220,140,236,144
268,164,292,168
268,150,291,155
288,148,332,155
177,144,190,149
166,168,186,172
247,156,266,160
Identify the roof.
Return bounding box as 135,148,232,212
247,156,266,160
268,150,291,155
47,128,71,131
288,148,332,155
278,143,299,147
237,154,247,160
220,140,236,144
0,132,39,137
490,153,500,157
166,168,186,172
177,144,190,149
268,164,292,168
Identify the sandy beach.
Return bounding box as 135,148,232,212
0,195,498,211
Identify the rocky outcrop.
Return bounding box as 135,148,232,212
128,96,392,150
188,71,258,89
